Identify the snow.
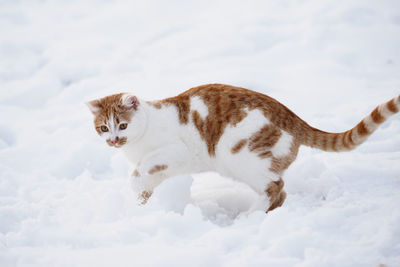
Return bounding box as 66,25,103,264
1,0,400,266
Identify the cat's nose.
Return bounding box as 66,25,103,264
111,137,119,144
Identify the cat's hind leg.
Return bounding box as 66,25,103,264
265,179,286,212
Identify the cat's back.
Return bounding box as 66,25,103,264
164,83,303,133
177,83,277,106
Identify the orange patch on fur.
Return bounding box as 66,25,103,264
146,101,162,109
371,107,385,123
387,99,398,113
356,121,369,136
231,139,248,154
148,164,168,174
259,151,273,158
249,125,282,155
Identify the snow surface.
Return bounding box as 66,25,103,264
1,0,400,266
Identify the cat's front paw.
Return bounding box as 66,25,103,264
138,191,152,205
132,168,141,178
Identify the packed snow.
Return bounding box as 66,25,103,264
1,0,400,266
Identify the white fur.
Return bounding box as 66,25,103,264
190,96,209,118
394,96,400,105
270,130,293,158
122,94,132,106
109,112,117,141
86,101,100,115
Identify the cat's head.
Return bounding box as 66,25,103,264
86,93,145,148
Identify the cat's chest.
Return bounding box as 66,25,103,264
121,145,141,164
121,139,154,164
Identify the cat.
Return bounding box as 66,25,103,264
87,84,399,212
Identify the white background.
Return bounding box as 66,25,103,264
1,0,400,266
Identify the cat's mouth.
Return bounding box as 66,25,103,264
106,137,127,148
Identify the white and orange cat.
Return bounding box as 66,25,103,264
87,84,399,212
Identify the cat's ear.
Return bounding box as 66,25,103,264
86,99,101,116
123,95,140,110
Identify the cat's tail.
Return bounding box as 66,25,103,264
301,95,399,152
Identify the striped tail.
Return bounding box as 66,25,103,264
302,95,400,152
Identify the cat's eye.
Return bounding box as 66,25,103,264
119,123,128,130
100,125,109,132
